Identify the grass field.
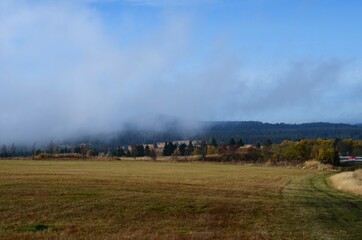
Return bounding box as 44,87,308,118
1,160,362,239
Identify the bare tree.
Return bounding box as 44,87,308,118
10,143,17,158
48,140,55,155
31,142,37,160
1,145,8,158
80,144,88,159
150,149,157,160
201,140,207,160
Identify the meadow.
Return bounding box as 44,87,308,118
1,160,362,239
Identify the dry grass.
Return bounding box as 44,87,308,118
329,169,362,196
353,169,362,182
1,159,362,239
302,160,333,171
117,155,203,162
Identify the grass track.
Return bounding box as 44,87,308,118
280,173,362,239
0,160,361,239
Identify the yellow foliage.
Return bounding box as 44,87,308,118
207,146,218,155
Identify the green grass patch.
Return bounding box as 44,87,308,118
17,224,49,233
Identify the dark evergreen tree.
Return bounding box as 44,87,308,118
210,137,218,147
229,138,236,147
116,146,126,157
74,146,81,154
187,141,194,155
168,142,176,156
264,139,272,147
130,145,137,158
163,142,169,156
179,143,187,156
145,145,151,156
237,139,244,147
135,144,145,157
162,142,177,156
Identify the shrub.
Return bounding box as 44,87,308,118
302,160,333,171
303,160,320,169
35,153,82,160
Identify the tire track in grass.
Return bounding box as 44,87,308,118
282,173,362,240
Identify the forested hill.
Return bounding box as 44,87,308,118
66,121,362,148
198,121,362,144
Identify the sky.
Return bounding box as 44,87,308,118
1,0,362,143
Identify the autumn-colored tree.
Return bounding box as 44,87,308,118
217,144,228,154
294,139,315,160
86,149,96,158
207,145,218,155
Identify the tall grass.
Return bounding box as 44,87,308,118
329,169,362,195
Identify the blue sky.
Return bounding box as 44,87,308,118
1,0,362,142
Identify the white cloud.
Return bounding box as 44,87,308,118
0,0,219,143
1,0,362,143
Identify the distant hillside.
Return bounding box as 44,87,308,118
64,121,362,148
198,121,362,144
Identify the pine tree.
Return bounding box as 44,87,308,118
264,139,272,147
116,146,126,157
167,142,176,156
163,142,168,156
237,139,244,147
229,138,236,147
187,141,194,156
210,137,218,147
145,145,151,156
179,143,187,156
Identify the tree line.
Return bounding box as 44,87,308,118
45,122,362,151
3,137,362,167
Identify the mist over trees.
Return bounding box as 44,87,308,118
64,121,362,149
2,121,362,160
